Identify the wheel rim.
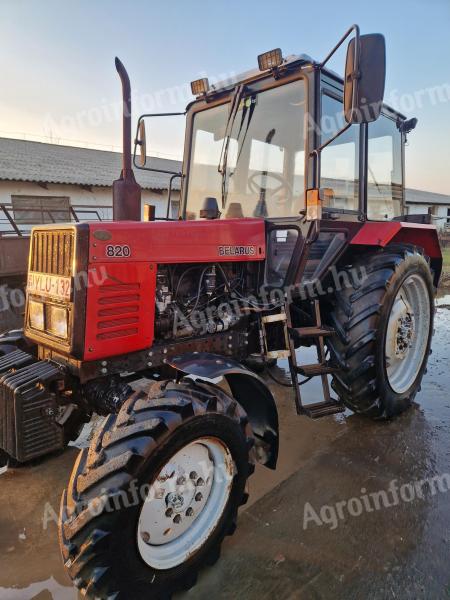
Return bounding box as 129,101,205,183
137,437,234,570
385,273,431,394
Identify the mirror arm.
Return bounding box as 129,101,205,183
312,121,352,156
133,112,186,172
310,122,352,188
320,23,360,68
139,112,186,119
320,24,360,124
311,23,362,188
166,174,183,220
131,134,182,176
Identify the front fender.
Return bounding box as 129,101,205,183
168,352,279,469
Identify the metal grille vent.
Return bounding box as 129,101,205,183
96,283,140,340
30,229,74,276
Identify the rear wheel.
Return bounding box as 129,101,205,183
59,379,254,599
325,245,434,419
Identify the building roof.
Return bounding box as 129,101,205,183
0,137,182,191
406,188,450,205
1,138,447,206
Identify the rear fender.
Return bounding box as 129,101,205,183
168,352,279,469
350,222,442,286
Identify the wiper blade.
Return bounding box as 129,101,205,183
234,94,257,168
218,84,245,208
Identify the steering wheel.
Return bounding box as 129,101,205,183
248,171,293,199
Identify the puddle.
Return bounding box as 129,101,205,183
0,577,76,599
0,311,449,598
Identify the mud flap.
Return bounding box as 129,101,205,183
168,352,279,469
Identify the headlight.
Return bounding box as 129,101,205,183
29,299,44,331
46,304,68,339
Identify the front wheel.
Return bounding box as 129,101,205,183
325,245,435,419
59,379,254,599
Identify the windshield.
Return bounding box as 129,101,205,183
185,79,306,219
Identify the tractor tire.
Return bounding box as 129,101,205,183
0,450,11,468
0,284,24,334
59,379,254,599
325,245,434,419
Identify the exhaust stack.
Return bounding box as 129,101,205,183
112,57,141,221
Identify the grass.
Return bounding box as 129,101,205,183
442,247,450,273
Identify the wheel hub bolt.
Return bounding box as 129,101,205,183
196,477,205,486
165,508,173,517
173,514,182,524
190,471,198,480
177,475,186,485
140,531,151,544
186,507,194,517
166,492,184,510
195,492,203,502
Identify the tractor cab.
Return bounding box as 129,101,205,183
135,27,412,229
130,27,440,421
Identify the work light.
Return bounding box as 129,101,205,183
28,299,44,331
191,78,210,96
46,304,68,339
257,48,283,71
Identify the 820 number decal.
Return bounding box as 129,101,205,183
105,244,131,258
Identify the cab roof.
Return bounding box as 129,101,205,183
194,53,406,121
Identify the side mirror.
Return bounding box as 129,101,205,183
135,120,147,166
344,33,386,124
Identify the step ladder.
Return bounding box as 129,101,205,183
285,300,345,419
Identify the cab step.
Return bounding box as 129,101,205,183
301,399,345,419
285,295,342,417
295,363,339,377
289,325,335,338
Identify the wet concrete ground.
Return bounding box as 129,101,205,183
1,298,450,599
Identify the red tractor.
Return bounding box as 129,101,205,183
0,26,441,598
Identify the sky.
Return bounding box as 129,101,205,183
0,0,449,194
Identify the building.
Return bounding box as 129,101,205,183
0,137,448,230
0,137,181,233
406,188,450,230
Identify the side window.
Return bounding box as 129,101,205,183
367,115,403,220
320,93,359,211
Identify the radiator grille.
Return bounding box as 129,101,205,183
30,229,74,276
95,283,140,341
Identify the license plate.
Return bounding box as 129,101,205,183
27,271,72,301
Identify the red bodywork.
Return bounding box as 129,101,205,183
83,219,266,360
349,221,442,259
82,218,441,361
